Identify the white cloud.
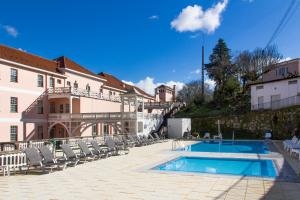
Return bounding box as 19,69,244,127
3,25,18,37
191,69,201,74
171,0,228,33
149,15,159,20
18,48,26,52
122,77,185,95
205,79,216,89
122,80,135,86
190,33,201,39
280,57,292,62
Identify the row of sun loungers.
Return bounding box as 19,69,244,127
21,133,165,174
283,136,300,159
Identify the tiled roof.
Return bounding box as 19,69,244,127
0,44,59,73
157,84,173,90
54,56,100,78
98,72,155,98
98,72,127,91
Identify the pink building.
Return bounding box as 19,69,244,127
0,44,171,142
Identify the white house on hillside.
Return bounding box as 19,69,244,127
250,58,300,110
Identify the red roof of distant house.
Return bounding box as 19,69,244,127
0,44,59,73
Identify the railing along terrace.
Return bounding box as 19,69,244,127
48,87,121,102
252,95,300,110
48,112,137,121
144,102,172,109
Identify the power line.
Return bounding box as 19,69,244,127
266,0,298,47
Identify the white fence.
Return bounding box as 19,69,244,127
252,95,300,110
0,153,27,176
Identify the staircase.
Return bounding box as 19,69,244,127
22,89,48,120
153,102,183,137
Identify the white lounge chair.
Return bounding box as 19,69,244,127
286,140,300,154
283,136,298,150
203,132,210,140
213,133,222,140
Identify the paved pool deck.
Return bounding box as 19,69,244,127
1,140,300,200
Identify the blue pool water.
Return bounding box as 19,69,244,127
154,157,277,178
181,140,269,154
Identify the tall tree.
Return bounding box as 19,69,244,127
206,39,238,106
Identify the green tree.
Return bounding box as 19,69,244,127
206,38,238,107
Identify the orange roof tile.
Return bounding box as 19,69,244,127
0,44,59,73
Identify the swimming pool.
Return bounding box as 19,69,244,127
181,140,269,154
153,157,277,178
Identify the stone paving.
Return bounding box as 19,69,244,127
1,141,300,200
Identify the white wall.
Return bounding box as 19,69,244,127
251,77,300,106
167,118,191,138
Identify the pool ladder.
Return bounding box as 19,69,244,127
172,139,185,151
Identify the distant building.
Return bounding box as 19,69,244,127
250,58,300,110
155,85,176,103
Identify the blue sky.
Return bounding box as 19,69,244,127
0,0,300,94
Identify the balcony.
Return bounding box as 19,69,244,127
251,95,300,110
48,112,137,122
48,87,121,102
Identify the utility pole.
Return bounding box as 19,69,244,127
201,45,205,99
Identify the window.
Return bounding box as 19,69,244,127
67,81,71,87
109,91,112,96
86,84,90,92
92,124,97,136
74,81,78,88
65,104,70,113
10,126,18,142
57,79,62,84
37,125,43,139
37,75,43,87
49,77,55,87
50,103,55,113
256,85,264,90
10,68,18,82
59,104,64,113
36,100,43,114
99,88,103,93
288,80,297,85
10,97,18,113
138,122,143,133
103,124,109,136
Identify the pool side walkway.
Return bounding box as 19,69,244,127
1,140,300,200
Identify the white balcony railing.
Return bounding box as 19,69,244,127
48,87,121,102
252,95,300,110
48,112,137,121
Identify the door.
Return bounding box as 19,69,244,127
258,96,264,109
271,95,280,109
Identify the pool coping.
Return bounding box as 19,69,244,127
138,140,300,182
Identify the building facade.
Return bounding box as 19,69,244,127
155,85,176,103
250,59,300,110
0,45,172,142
